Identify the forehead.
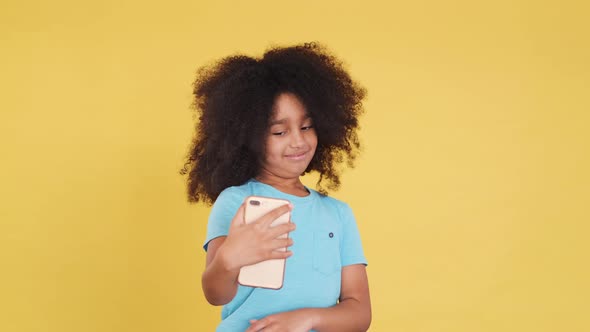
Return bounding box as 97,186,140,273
270,93,309,123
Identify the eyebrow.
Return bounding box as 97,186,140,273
270,115,312,126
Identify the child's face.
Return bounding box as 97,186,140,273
258,93,317,181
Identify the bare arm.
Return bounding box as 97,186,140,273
246,264,371,331
201,236,239,305
202,203,295,306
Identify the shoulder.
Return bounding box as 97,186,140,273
312,190,350,208
214,180,255,204
311,191,354,218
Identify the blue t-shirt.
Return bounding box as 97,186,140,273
204,179,367,332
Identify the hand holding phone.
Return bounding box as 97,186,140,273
237,196,293,289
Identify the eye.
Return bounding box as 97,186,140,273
301,125,314,131
271,131,286,136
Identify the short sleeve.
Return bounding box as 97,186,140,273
339,203,368,267
203,188,244,251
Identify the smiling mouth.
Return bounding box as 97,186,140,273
285,151,309,160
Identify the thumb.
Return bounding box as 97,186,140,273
230,202,246,228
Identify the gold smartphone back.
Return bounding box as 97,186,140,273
238,196,291,289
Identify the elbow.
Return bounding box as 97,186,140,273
359,301,372,331
202,284,233,306
202,285,232,306
201,274,235,306
204,292,230,306
357,308,371,331
362,313,372,331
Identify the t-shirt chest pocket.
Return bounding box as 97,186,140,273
312,228,342,276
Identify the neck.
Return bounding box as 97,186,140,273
255,172,309,197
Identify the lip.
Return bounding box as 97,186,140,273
284,151,309,161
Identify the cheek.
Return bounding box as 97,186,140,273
309,133,318,150
264,139,283,160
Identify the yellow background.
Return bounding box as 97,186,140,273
1,0,589,331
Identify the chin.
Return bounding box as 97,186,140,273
278,167,310,179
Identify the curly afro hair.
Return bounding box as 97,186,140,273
181,42,366,204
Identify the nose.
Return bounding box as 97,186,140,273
289,129,306,149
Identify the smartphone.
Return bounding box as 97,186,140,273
237,196,291,289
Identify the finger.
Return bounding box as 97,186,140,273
268,249,293,260
267,222,296,239
270,237,294,250
257,204,292,228
246,318,267,332
245,319,258,332
260,322,277,332
229,202,246,227
245,319,264,332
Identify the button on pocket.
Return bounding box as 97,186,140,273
312,231,341,276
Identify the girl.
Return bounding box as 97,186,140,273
182,42,371,331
